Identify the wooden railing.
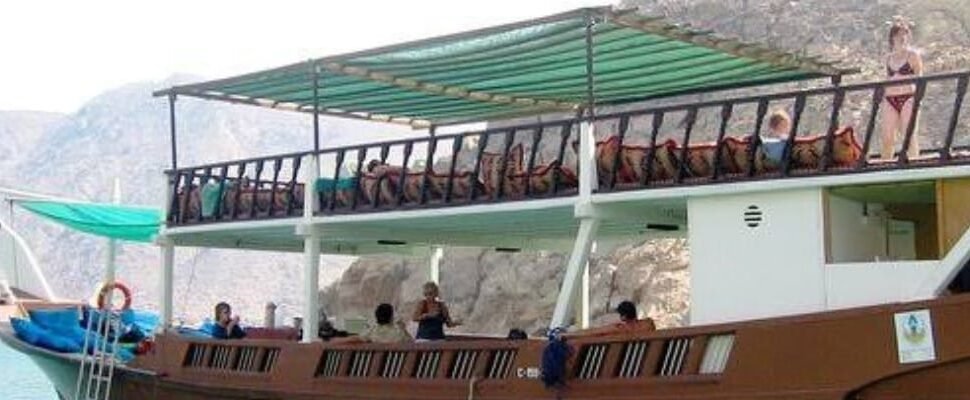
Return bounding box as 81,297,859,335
165,70,970,226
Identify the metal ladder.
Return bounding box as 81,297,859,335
74,307,122,400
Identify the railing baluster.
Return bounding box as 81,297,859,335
898,80,928,164
330,150,346,212
609,116,631,189
857,86,885,169
351,148,367,210
676,108,698,183
466,134,485,201
215,165,228,220
250,160,265,218
231,163,246,220
285,156,301,216
420,138,438,204
781,95,807,176
168,172,181,224
642,112,664,186
942,75,969,161
267,158,283,216
496,130,514,199
820,90,846,171
746,99,770,177
445,137,464,203
712,104,733,180
198,167,212,221
551,121,573,194
525,126,543,197
179,170,196,224
371,145,390,209
397,143,413,206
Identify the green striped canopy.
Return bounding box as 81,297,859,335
18,201,162,243
156,7,850,127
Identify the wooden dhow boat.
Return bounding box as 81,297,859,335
5,6,970,399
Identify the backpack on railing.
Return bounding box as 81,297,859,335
541,328,572,389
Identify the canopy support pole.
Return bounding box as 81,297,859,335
312,62,321,153
158,237,174,332
300,154,321,343
168,94,178,171
429,246,443,284
104,179,120,285
571,259,591,329
0,212,56,301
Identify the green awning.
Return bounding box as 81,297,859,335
18,201,162,243
156,6,852,127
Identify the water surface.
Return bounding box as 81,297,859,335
0,340,58,400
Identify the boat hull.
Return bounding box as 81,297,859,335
0,326,81,400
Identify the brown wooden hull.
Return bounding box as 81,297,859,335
94,294,970,399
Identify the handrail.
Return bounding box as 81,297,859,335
164,70,970,226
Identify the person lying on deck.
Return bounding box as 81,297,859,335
412,282,462,341
212,302,246,340
761,109,792,167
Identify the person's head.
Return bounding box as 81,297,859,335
422,281,440,300
366,159,381,172
767,110,791,137
292,317,303,330
214,302,232,323
374,303,395,325
889,20,912,50
507,328,527,340
616,301,637,323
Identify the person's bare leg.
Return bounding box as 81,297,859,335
900,100,920,159
881,101,900,160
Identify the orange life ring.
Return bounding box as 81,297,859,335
97,281,132,310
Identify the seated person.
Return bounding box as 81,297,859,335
334,304,412,344
568,300,655,337
761,110,792,167
212,302,246,340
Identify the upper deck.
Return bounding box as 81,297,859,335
163,70,970,254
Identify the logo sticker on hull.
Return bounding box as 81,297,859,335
894,309,936,364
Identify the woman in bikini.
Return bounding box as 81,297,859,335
881,18,923,160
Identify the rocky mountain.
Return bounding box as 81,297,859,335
1,75,411,326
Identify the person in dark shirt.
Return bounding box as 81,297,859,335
412,282,461,341
212,302,246,340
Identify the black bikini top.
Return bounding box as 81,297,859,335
887,60,915,77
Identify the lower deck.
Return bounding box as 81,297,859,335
93,293,970,399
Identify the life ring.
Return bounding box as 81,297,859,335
97,281,132,310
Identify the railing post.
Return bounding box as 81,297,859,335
819,90,846,171
250,160,265,218
898,80,928,164
497,131,514,199
781,95,807,176
525,126,543,197
286,156,302,216
372,145,390,209
578,120,598,199
466,135,484,201
331,150,346,212
676,108,698,183
397,143,413,206
746,99,769,177
268,158,283,216
231,163,246,219
351,149,367,210
609,116,631,189
551,122,573,194
857,86,885,169
215,165,228,220
942,75,969,161
712,104,734,180
642,112,664,186
304,154,321,217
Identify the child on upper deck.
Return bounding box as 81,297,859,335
761,110,792,167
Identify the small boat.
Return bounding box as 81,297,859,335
6,6,970,399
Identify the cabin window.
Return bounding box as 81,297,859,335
825,181,941,263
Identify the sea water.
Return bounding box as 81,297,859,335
0,341,58,400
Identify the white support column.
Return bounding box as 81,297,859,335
301,154,322,343
550,218,600,329
158,237,174,332
302,232,321,343
104,178,121,285
572,260,591,329
428,246,443,284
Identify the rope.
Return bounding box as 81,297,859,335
466,376,479,400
